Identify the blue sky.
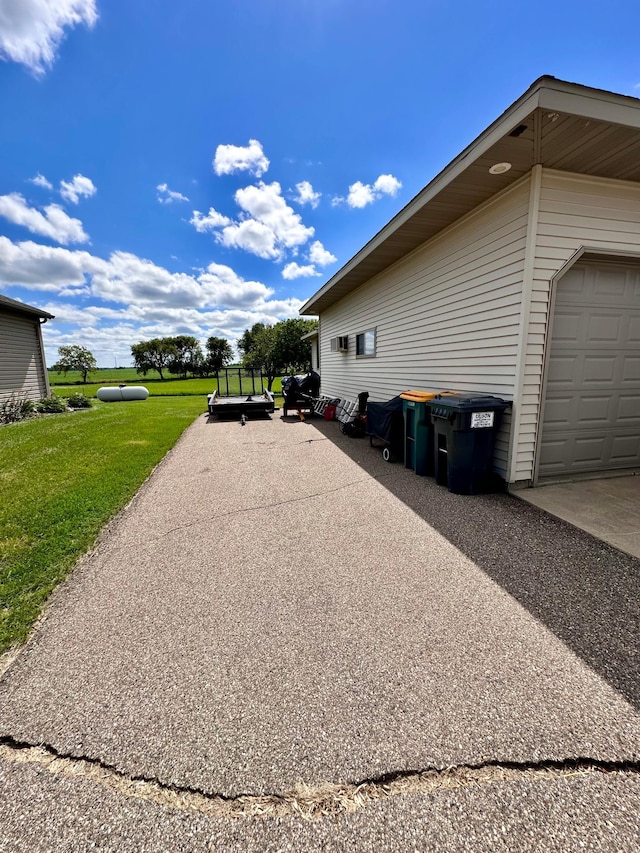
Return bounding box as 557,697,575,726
1,0,639,366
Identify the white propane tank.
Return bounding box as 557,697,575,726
97,386,149,402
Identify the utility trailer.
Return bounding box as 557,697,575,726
207,369,275,419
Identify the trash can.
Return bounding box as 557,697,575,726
430,394,509,494
401,390,458,475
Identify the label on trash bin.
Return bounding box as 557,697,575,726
471,411,494,429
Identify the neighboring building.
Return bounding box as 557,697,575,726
301,77,640,487
0,295,54,403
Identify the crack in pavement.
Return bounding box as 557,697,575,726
152,476,374,541
1,736,638,822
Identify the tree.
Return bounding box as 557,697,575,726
273,318,318,374
237,323,265,363
205,336,234,373
166,335,204,379
237,318,318,390
131,338,176,380
240,324,279,390
52,345,97,383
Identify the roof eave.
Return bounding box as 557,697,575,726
300,76,640,316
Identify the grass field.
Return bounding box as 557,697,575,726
48,369,284,400
0,396,204,654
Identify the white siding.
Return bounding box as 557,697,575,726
320,178,531,478
0,310,49,402
517,169,640,482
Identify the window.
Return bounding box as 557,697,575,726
356,329,376,357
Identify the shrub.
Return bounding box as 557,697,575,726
0,394,35,425
35,394,67,414
66,393,91,409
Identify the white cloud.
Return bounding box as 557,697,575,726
213,139,270,177
60,174,96,204
195,180,316,262
0,235,305,367
282,262,321,280
0,0,97,75
197,263,274,307
336,173,403,208
233,181,314,253
219,218,280,259
293,180,321,208
29,173,53,190
0,193,89,244
0,236,97,288
190,207,231,233
308,240,337,267
156,183,189,204
373,174,402,196
346,181,376,209
0,236,282,316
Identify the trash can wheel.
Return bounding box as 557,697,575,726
382,447,392,462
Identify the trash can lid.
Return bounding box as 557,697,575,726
400,389,458,402
400,390,438,402
431,393,509,411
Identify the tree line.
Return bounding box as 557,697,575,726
51,319,318,389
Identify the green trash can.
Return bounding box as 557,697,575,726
401,390,457,476
401,391,438,475
430,394,509,494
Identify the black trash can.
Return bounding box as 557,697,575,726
430,394,509,494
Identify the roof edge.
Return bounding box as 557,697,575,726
0,293,54,319
300,76,640,315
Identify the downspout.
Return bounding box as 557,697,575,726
38,317,52,397
507,163,542,486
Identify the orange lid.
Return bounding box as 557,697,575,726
400,390,438,402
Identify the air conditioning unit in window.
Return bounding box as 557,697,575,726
330,335,349,353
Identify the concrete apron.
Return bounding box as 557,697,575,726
514,474,640,560
0,413,638,847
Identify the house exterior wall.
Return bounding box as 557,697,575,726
0,310,50,403
316,168,640,485
319,177,531,478
517,169,640,482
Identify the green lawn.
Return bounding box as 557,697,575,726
0,396,204,654
49,369,284,399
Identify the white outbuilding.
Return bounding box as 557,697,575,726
0,294,54,403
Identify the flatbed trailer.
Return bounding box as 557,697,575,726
207,388,275,418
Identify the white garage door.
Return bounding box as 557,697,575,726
539,261,640,478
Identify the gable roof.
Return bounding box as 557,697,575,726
0,294,54,320
301,76,640,315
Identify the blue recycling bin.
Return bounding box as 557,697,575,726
430,394,509,494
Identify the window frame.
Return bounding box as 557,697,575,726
355,328,376,358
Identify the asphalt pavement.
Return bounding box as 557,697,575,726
1,411,638,851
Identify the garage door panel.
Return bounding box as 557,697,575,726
574,436,606,464
623,356,640,381
587,313,624,341
611,434,640,463
539,261,640,478
547,355,577,384
551,312,581,341
578,395,613,424
583,355,617,383
629,316,640,341
593,269,627,298
617,394,640,421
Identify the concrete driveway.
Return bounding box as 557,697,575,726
1,413,638,851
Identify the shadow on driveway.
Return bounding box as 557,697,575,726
301,416,640,710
